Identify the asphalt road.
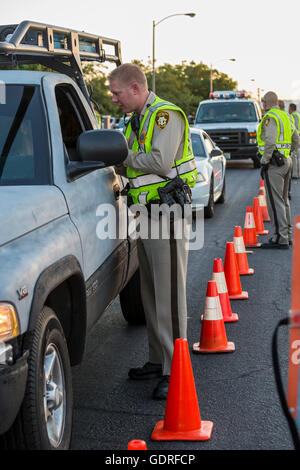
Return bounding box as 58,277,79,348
70,160,300,451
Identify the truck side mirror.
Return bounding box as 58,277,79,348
66,129,128,181
77,129,128,165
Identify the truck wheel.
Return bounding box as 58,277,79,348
252,154,261,168
120,269,146,325
204,177,215,218
3,307,73,449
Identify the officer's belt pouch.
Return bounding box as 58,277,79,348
271,149,285,167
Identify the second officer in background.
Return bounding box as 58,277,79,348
257,91,300,248
288,103,300,179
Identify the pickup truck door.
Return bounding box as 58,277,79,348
42,77,128,327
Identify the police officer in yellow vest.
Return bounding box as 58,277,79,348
108,63,197,399
257,91,299,248
288,103,300,179
289,103,300,133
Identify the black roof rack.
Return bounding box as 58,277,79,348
0,20,122,103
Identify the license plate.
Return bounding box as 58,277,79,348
224,153,231,160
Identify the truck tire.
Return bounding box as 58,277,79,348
120,269,146,325
1,307,73,449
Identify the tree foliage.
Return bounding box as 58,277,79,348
152,61,237,114
83,60,237,117
82,63,121,116
1,59,237,117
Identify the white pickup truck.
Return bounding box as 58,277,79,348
0,21,143,450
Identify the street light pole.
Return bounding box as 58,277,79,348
210,58,236,94
210,63,213,95
152,12,196,94
152,19,156,94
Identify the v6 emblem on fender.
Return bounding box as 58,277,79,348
17,286,28,300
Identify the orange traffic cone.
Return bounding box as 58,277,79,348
211,258,239,322
258,187,271,222
243,206,261,248
193,280,235,353
224,242,248,299
128,440,147,450
151,338,214,441
260,179,265,195
253,197,268,235
233,226,254,275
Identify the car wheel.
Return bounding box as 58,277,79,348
2,307,73,449
204,177,215,218
252,153,261,168
120,269,146,325
217,175,226,204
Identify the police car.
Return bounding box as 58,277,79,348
190,128,226,218
194,90,262,168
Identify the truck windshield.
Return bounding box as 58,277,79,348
195,102,257,124
0,85,50,186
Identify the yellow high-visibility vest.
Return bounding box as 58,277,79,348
125,96,197,205
257,108,294,158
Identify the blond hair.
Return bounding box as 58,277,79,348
108,63,148,90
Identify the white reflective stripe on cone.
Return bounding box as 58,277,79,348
234,236,246,254
204,296,223,320
244,212,255,228
259,193,267,206
212,272,227,294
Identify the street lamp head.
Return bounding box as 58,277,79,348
185,13,196,17
229,58,236,62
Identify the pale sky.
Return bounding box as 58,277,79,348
2,0,300,101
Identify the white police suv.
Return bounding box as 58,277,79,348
194,91,262,168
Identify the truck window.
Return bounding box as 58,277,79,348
196,102,257,124
55,85,93,161
0,85,51,186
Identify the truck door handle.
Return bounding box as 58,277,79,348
113,184,121,200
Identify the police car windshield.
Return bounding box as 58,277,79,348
196,102,257,123
0,85,50,186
